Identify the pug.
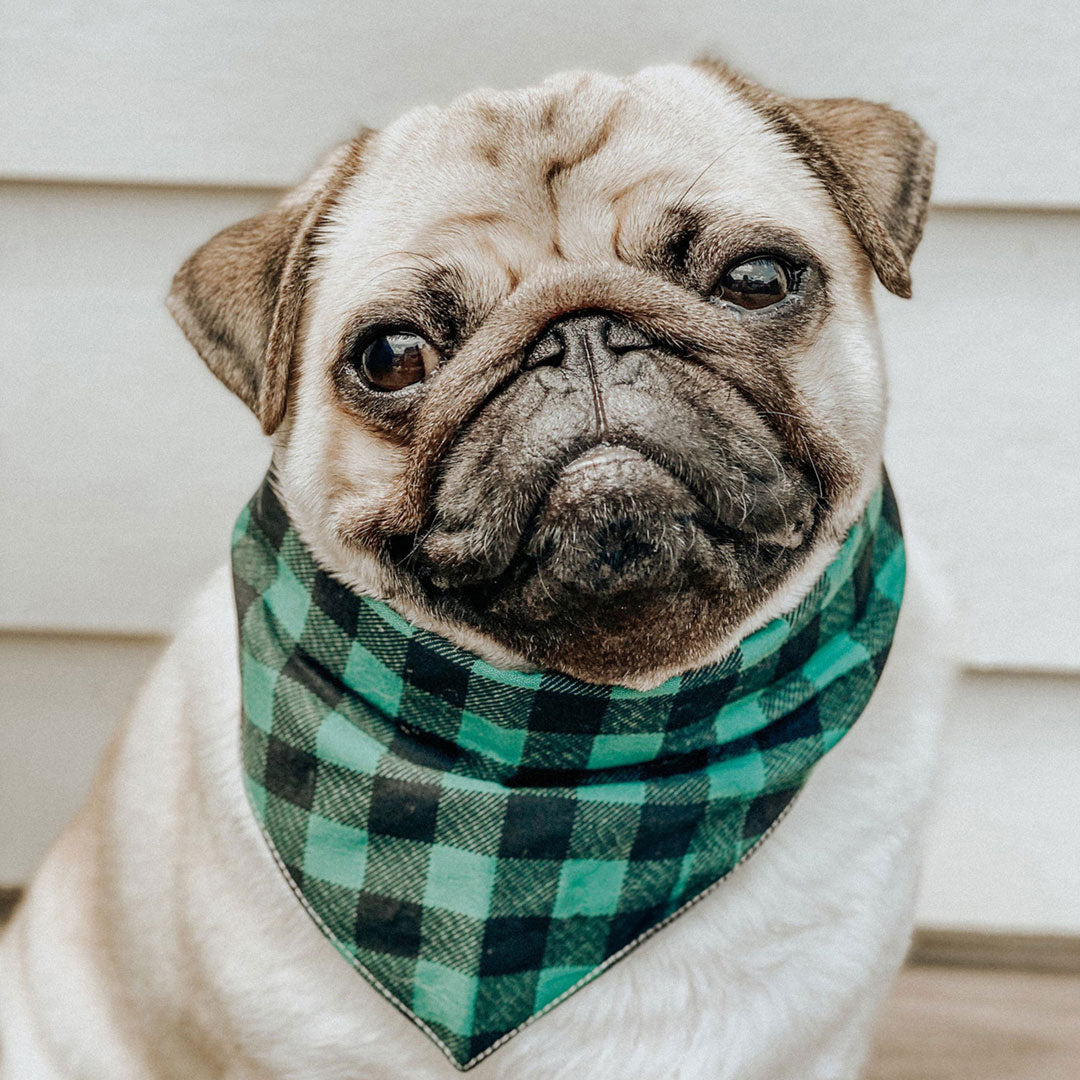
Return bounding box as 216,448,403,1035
0,59,947,1080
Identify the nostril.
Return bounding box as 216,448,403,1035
525,328,565,368
602,320,653,354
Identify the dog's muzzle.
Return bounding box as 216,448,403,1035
526,443,701,594
415,308,816,609
518,313,706,594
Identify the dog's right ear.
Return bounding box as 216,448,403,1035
167,135,369,434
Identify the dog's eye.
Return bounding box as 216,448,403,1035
354,331,439,391
715,257,791,310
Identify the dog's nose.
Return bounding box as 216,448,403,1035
525,312,653,379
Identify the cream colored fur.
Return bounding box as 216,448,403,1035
0,63,948,1079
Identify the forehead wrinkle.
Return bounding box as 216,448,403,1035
607,170,683,208
539,97,629,262
421,210,512,243
607,169,686,264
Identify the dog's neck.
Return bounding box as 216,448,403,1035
229,467,905,1067
270,445,886,690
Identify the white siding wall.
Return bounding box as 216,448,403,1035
3,0,1078,205
2,1,1078,930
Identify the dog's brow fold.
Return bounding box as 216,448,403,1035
645,206,709,277
368,212,817,356
413,264,471,344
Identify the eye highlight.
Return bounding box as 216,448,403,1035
351,330,440,391
714,256,795,310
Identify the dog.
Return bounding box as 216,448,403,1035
0,60,947,1079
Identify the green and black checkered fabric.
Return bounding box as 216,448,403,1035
233,473,904,1070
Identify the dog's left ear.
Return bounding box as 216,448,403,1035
167,135,369,434
696,60,935,298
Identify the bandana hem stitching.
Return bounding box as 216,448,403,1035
244,773,802,1072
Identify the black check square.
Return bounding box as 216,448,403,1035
233,574,259,623
667,677,737,729
479,915,550,975
499,794,576,859
389,726,461,771
630,801,705,861
354,893,423,956
367,775,440,842
743,789,797,840
264,734,319,811
404,638,470,708
606,905,665,955
852,536,876,621
311,570,362,636
280,649,345,711
773,612,822,681
643,746,708,780
755,698,821,752
253,480,290,550
529,689,608,734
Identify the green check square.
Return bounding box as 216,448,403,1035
739,616,792,667
713,692,769,742
576,779,647,805
587,731,665,769
533,965,594,1011
423,845,496,920
241,651,278,733
243,774,267,818
705,750,766,799
456,710,527,766
316,711,385,774
263,561,311,641
553,858,627,917
343,641,404,715
302,814,368,889
875,542,906,600
802,632,869,688
412,959,477,1037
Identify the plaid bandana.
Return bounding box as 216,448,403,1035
233,473,904,1070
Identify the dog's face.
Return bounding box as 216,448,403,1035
170,62,932,686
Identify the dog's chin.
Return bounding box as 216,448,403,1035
393,443,819,685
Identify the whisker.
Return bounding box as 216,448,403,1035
672,131,752,211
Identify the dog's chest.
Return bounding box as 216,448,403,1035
219,481,907,1072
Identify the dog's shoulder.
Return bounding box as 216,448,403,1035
166,563,243,726
117,563,241,762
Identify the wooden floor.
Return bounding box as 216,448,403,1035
866,963,1080,1080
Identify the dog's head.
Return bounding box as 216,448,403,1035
169,61,932,687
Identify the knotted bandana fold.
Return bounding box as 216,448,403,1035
233,473,904,1069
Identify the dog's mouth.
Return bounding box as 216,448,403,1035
397,434,817,614
524,442,811,595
